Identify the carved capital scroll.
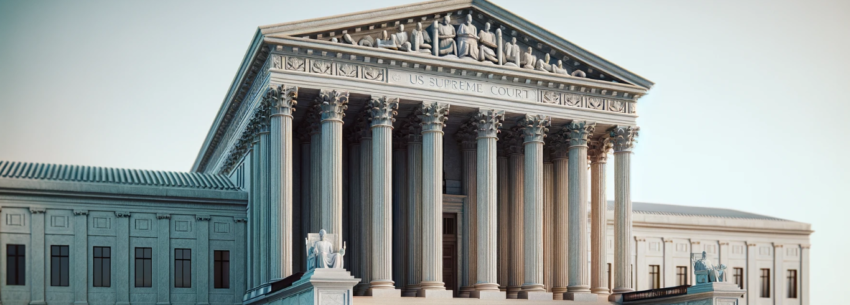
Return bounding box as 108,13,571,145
607,125,639,153
564,121,596,147
548,132,569,160
319,89,349,121
268,85,298,117
517,114,550,144
474,109,505,139
418,102,450,132
456,119,478,150
503,126,524,154
368,96,399,127
587,135,613,163
402,111,423,143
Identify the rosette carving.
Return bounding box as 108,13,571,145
418,102,450,132
473,109,505,139
607,125,639,152
368,96,399,127
517,114,550,143
318,90,349,121
564,121,596,147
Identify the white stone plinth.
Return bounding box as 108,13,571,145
518,291,552,300
260,268,360,305
369,288,402,298
564,292,598,302
687,282,743,294
471,290,505,300
418,289,453,299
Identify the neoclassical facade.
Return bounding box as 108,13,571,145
0,1,811,305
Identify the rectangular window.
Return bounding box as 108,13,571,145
649,265,661,289
214,250,230,289
175,249,191,288
135,247,152,287
760,268,771,298
51,245,70,286
93,246,111,287
787,270,797,298
6,244,25,285
676,266,688,286
734,268,744,289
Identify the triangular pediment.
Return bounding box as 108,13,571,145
259,0,653,89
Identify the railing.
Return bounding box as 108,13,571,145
622,285,690,302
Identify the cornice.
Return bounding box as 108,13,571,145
634,221,814,236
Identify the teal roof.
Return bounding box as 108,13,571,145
0,161,239,191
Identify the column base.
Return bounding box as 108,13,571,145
506,286,522,299
551,288,567,300
470,290,505,299
518,291,552,300
458,286,475,298
354,282,371,296
591,287,610,295
418,289,453,299
402,285,421,297
368,288,401,298
565,292,598,302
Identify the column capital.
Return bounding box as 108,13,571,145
504,126,524,155
368,96,399,127
401,111,423,143
30,207,46,214
473,109,504,139
456,119,478,150
419,102,449,132
517,114,550,144
319,89,349,121
356,113,373,140
587,136,612,164
156,213,171,220
564,121,596,148
234,217,249,223
255,107,271,134
268,85,298,117
196,215,212,221
607,125,639,153
115,211,131,218
549,132,569,160
73,210,89,216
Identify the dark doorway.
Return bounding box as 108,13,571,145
442,213,458,296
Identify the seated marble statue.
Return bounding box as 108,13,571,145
477,22,498,63
427,15,457,56
456,14,479,60
306,229,346,271
520,46,537,70
376,24,411,51
715,264,727,282
692,251,716,284
502,37,521,67
410,22,432,53
535,53,553,72
552,60,569,75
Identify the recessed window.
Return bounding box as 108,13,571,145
93,247,111,287
787,270,797,298
175,249,192,288
649,265,661,289
760,269,771,298
51,245,70,287
6,244,25,285
676,266,688,286
734,268,744,289
214,250,230,289
135,247,152,287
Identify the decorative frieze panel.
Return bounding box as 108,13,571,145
171,215,196,239
130,213,157,237
89,211,116,236
272,55,387,83
542,91,635,114
46,209,73,235
210,216,235,241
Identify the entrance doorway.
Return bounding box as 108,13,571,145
442,213,458,296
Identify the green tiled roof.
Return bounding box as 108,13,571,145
0,161,239,191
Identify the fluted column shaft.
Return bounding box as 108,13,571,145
269,85,297,280
392,138,407,289
551,149,569,299
458,121,477,297
589,137,611,296
300,137,312,242
310,126,322,233
419,102,449,293
519,115,550,298
249,137,260,289
259,125,271,285
473,110,504,294
497,151,509,291
348,141,361,279
370,97,399,291
609,126,638,300
543,160,554,292
359,129,373,294
404,117,423,296
319,90,348,249
566,121,594,295
507,145,524,298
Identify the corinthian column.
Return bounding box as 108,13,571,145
497,143,509,292
357,114,373,296
369,97,401,297
257,109,271,287
588,136,612,297
268,85,298,280
564,121,596,302
319,90,348,249
346,128,361,281
471,109,505,300
418,102,453,298
608,126,638,302
403,114,424,297
549,133,569,299
506,127,524,299
308,105,322,233
457,120,478,298
518,115,552,300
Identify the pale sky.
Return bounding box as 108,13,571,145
0,0,847,302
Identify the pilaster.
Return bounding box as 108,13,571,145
588,136,611,297
73,210,89,305
196,215,211,305
608,125,638,301
471,109,505,300
417,102,452,298
156,213,170,305
369,96,400,296
268,85,298,279
403,114,424,297
634,237,647,290
663,239,675,288
115,211,131,305
774,244,784,305
801,244,810,305
234,218,248,303
747,243,757,305
517,115,551,301
549,133,569,300
564,121,595,301
319,89,349,249
29,207,45,305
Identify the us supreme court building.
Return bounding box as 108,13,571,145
0,1,811,305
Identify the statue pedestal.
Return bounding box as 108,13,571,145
518,291,553,300
249,269,359,305
687,282,743,294
620,282,745,305
368,288,401,298
470,290,505,300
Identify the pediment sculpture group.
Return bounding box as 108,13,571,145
331,14,585,77
692,251,728,284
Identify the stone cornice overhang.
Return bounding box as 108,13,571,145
632,221,814,237
620,213,813,237
0,177,247,206
267,36,648,98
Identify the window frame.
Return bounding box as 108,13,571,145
649,265,661,289
214,250,230,289
93,246,111,288
734,267,744,289
760,268,771,298
174,248,192,288
676,266,688,286
51,245,70,287
787,269,798,299
135,247,153,287
6,244,26,286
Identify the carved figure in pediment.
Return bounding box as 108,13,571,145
411,22,432,53
553,60,569,75
341,34,356,45
358,35,375,47
572,69,587,78
427,15,457,57
503,37,521,67
521,46,537,70
456,14,479,60
477,22,499,64
536,53,553,72
377,24,411,51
